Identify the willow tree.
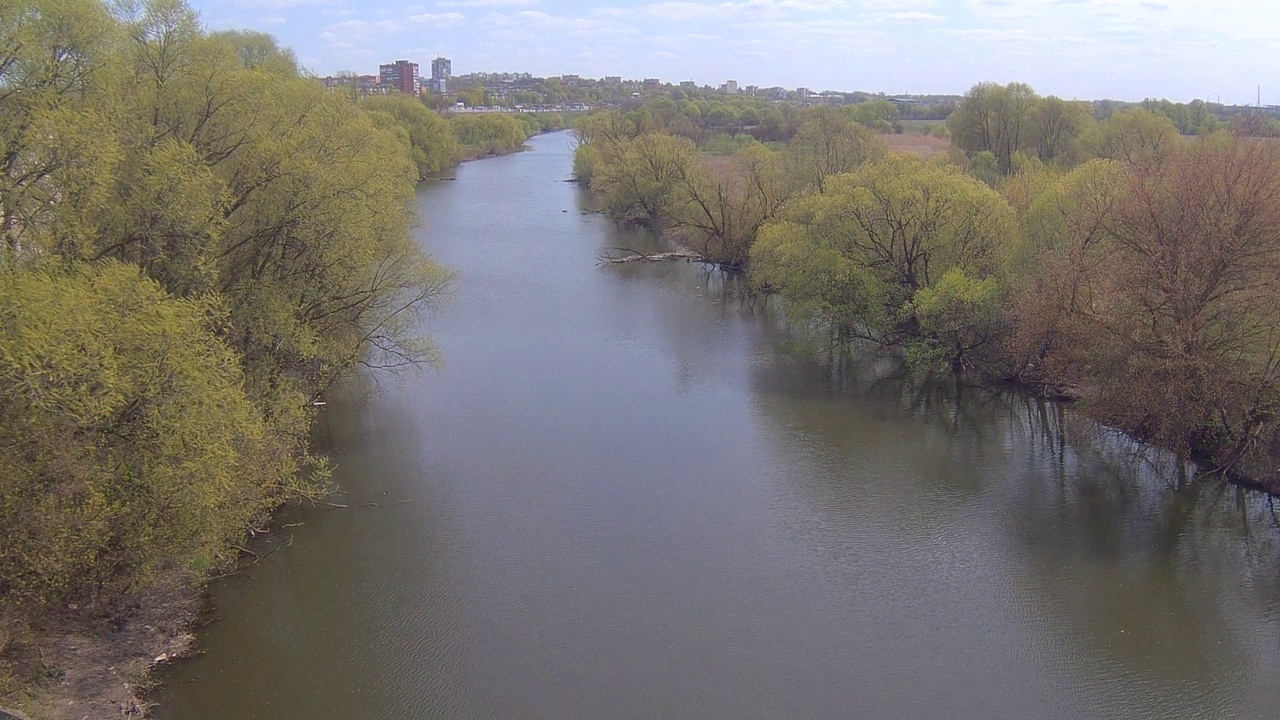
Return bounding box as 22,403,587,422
674,141,798,270
0,262,296,608
0,0,454,614
752,156,1017,370
361,94,460,178
789,106,886,193
947,82,1039,174
1082,108,1181,165
449,113,532,155
0,0,122,266
71,3,454,413
1030,96,1093,166
1016,138,1280,478
593,132,699,229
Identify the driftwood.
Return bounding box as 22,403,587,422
596,247,706,265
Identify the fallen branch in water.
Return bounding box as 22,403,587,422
596,247,706,265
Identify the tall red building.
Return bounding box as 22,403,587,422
379,60,419,95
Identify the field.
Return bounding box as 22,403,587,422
884,133,952,158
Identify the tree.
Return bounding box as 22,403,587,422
850,100,900,133
0,0,121,266
0,262,296,607
210,29,297,76
361,94,460,177
705,104,740,134
1082,108,1180,165
1014,138,1280,477
947,82,1039,174
788,106,886,193
674,141,797,269
751,156,1017,369
449,113,531,154
0,0,455,623
1030,96,1092,166
593,133,698,228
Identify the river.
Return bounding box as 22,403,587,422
155,131,1280,719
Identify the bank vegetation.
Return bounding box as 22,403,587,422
0,1,499,714
574,84,1280,495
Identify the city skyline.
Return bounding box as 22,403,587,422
188,0,1280,105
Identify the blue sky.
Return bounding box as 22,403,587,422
187,0,1279,103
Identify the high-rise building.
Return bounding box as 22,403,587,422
428,56,451,93
379,60,419,95
722,80,738,94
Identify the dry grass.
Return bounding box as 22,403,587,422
884,133,952,159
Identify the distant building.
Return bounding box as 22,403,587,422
322,74,382,95
796,87,811,100
767,87,787,100
604,76,622,84
429,56,451,94
722,80,738,94
744,85,759,96
680,80,697,91
643,78,661,89
380,60,419,95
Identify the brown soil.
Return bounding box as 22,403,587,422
884,133,952,159
0,578,202,720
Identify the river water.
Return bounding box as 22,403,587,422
156,131,1280,719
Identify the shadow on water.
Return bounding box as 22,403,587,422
745,346,1280,716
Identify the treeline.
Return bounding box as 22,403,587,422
580,95,906,145
0,0,459,624
357,94,564,176
576,82,1280,493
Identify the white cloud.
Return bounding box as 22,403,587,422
407,12,466,26
318,19,397,43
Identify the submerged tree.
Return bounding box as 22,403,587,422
752,156,1017,370
1014,138,1280,477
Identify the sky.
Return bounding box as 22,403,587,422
187,0,1280,103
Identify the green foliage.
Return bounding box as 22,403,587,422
1082,108,1181,164
1140,98,1222,135
906,268,1003,373
0,262,295,607
593,133,698,228
947,82,1039,174
572,142,601,184
850,100,901,134
789,106,886,193
752,156,1016,368
1030,96,1093,166
448,113,533,156
211,29,298,76
0,0,453,615
360,95,460,177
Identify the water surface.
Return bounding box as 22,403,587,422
156,131,1280,719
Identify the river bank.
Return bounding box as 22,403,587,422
0,128,569,719
1,576,200,719
149,130,1280,720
